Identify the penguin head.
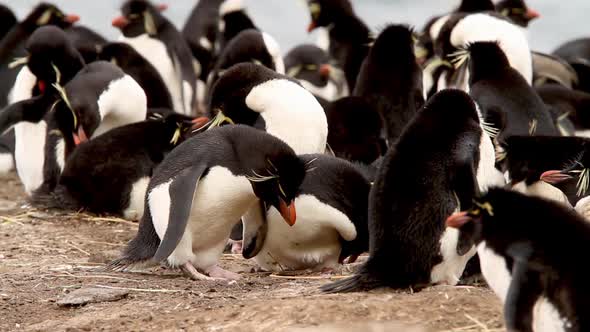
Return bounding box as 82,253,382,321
284,44,332,87
24,26,84,92
496,0,540,27
305,0,354,32
465,41,511,84
455,0,495,13
418,89,480,133
0,5,17,36
52,93,99,147
208,63,287,126
112,0,168,38
246,146,306,226
23,3,79,31
149,112,210,148
326,97,385,164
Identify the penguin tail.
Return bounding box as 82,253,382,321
320,265,387,293
105,209,161,272
29,186,80,211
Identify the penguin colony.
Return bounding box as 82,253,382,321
0,0,589,330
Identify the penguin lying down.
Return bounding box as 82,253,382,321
447,188,590,332
110,125,307,280
31,112,208,220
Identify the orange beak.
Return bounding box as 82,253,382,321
191,116,209,130
279,199,296,226
540,170,572,184
73,127,88,146
319,64,331,79
445,211,472,228
64,14,80,24
112,16,129,28
307,21,317,33
525,8,540,20
157,3,168,11
37,80,46,94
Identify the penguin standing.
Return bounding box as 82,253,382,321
109,125,306,281
216,0,258,54
32,113,208,220
207,29,284,91
466,42,560,143
305,0,371,91
325,97,385,164
208,63,327,154
250,154,370,272
536,84,590,135
446,188,590,332
98,42,174,110
322,90,493,293
354,24,424,144
113,0,197,115
0,3,80,107
284,44,348,103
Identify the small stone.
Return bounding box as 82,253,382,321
57,287,129,307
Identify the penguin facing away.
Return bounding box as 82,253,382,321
466,41,559,144
446,188,590,332
98,42,174,110
321,89,486,293
208,63,327,155
109,125,307,281
249,154,370,271
114,0,197,115
284,44,348,103
353,24,424,144
207,29,284,92
325,97,385,164
217,0,258,54
32,113,209,220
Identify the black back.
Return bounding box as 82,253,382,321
65,25,107,64
537,84,590,130
306,0,370,91
325,97,385,164
98,42,173,109
0,5,17,39
46,114,198,215
456,0,495,12
217,5,258,54
457,188,590,331
354,24,424,143
182,0,225,80
468,42,559,143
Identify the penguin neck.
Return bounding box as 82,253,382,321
469,57,511,85
329,14,370,44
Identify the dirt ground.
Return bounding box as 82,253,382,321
0,172,504,332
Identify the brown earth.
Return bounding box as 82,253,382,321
0,172,504,332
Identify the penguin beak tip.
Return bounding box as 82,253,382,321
540,170,572,184
279,199,296,226
65,14,80,24
445,211,472,228
112,16,129,28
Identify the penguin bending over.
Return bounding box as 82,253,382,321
207,29,284,92
250,154,370,271
284,44,348,103
109,125,306,280
321,89,493,293
354,24,424,144
32,113,208,220
208,63,327,154
113,0,197,115
447,188,590,332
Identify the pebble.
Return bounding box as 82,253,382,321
57,287,129,307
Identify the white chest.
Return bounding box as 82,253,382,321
14,121,47,195
431,226,477,285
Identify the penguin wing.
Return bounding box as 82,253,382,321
504,242,542,331
0,95,50,134
241,200,268,259
152,164,208,262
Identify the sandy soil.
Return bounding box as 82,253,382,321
0,172,504,332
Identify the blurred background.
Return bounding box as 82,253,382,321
8,0,590,53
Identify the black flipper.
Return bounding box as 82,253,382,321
504,242,541,332
453,160,480,256
241,199,268,259
0,94,52,134
152,164,208,262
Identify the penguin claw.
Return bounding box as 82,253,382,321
180,262,216,281
204,265,241,280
